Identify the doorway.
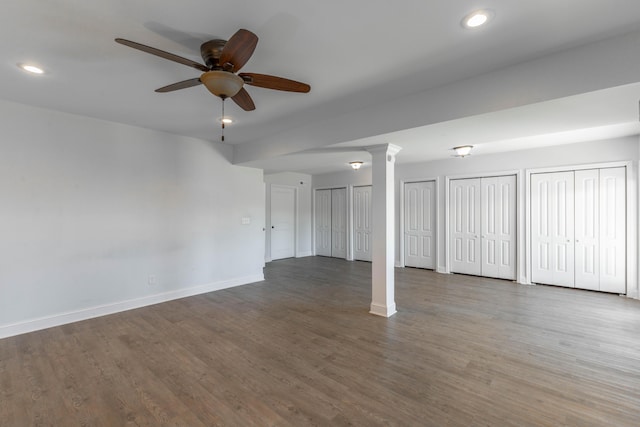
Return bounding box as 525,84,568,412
270,185,296,260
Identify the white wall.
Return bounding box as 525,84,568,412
264,172,313,260
313,137,639,297
0,100,265,338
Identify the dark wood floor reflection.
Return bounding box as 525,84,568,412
2,256,640,426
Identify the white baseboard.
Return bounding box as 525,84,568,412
296,251,314,258
369,302,397,318
0,273,264,340
436,267,448,274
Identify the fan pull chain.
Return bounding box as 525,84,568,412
221,98,225,142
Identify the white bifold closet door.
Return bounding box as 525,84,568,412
404,181,436,269
531,167,625,293
315,188,348,259
331,188,347,258
531,171,575,287
353,186,372,261
481,176,517,280
450,176,516,280
450,178,482,276
598,168,626,293
315,189,332,257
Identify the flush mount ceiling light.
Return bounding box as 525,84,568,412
453,145,473,157
18,63,44,74
462,9,494,29
349,161,364,170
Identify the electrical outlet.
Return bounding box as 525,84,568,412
148,274,157,286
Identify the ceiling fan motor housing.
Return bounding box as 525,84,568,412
200,39,226,69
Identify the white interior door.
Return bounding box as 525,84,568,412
450,178,481,276
353,186,372,261
404,181,436,269
574,169,600,290
271,185,296,260
481,176,516,280
531,171,575,287
331,188,347,259
315,189,332,257
599,167,626,293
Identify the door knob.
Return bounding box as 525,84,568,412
272,226,275,229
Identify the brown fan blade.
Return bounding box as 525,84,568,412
239,73,310,93
155,78,203,93
231,88,256,111
115,38,209,72
219,29,258,72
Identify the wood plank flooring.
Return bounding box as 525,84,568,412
2,256,640,426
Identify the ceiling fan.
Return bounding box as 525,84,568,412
115,29,310,139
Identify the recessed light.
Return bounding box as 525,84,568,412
19,64,44,74
349,161,364,170
462,9,494,29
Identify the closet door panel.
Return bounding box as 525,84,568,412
315,190,332,256
481,176,516,280
531,172,575,287
331,188,347,259
575,169,600,290
353,186,372,262
404,181,436,269
450,179,481,275
599,167,626,294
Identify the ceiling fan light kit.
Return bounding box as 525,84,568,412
115,28,311,142
201,70,244,98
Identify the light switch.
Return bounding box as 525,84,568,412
241,217,251,225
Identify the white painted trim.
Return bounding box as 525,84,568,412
369,302,397,317
296,251,314,258
0,273,265,339
630,157,639,299
399,180,405,268
525,161,636,296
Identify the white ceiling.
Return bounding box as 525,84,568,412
3,1,640,175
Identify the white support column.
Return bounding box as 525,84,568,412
367,144,402,317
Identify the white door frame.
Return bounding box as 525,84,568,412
399,177,440,269
525,161,636,298
444,170,522,280
266,184,298,262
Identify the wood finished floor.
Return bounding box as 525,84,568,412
2,257,640,426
